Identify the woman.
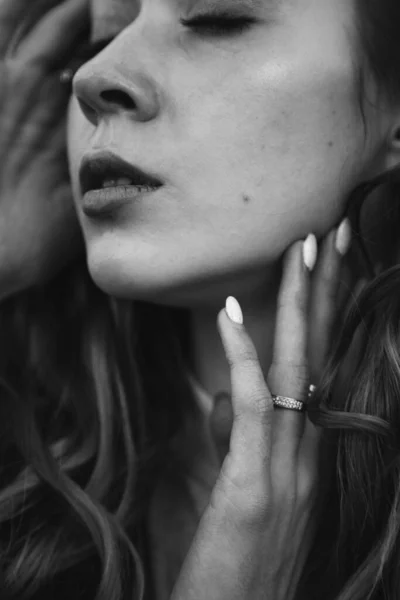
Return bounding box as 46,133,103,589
0,0,399,598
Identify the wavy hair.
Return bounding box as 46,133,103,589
301,2,400,598
0,260,197,599
1,1,400,599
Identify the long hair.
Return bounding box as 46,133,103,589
299,2,400,597
1,1,400,599
0,259,197,599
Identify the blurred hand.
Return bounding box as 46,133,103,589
0,0,90,300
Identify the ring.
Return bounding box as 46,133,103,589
272,395,305,412
308,384,317,399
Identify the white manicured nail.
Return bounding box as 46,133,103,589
335,218,352,256
303,234,318,272
225,296,243,325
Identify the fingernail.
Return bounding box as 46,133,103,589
225,296,243,325
303,234,318,272
335,218,352,256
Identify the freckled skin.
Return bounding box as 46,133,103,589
67,0,390,308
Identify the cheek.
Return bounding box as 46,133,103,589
187,54,364,240
254,63,360,166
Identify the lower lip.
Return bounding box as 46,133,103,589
82,185,162,217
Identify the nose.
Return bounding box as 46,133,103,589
73,43,160,125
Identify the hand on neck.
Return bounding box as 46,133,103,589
189,271,280,400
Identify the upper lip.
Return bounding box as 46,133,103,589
79,151,163,195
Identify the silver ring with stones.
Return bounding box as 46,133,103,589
272,395,305,412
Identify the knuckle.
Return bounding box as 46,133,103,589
248,389,273,419
226,345,257,370
233,384,272,425
230,355,260,379
236,343,258,366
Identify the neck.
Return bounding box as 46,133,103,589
189,270,281,398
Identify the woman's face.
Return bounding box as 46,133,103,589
67,0,383,307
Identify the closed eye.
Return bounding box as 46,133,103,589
180,14,256,36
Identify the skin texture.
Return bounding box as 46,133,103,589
67,0,391,309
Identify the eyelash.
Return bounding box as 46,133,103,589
180,13,255,36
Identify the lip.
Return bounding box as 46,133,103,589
79,150,163,196
82,185,161,218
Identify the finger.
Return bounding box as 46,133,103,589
16,0,90,68
217,300,273,499
209,392,233,465
300,224,355,498
0,0,62,57
308,218,352,383
300,223,351,488
268,237,315,462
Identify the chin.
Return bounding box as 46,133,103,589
86,253,173,302
86,247,220,309
83,232,278,307
86,251,275,313
87,262,218,308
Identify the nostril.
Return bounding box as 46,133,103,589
100,89,136,110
